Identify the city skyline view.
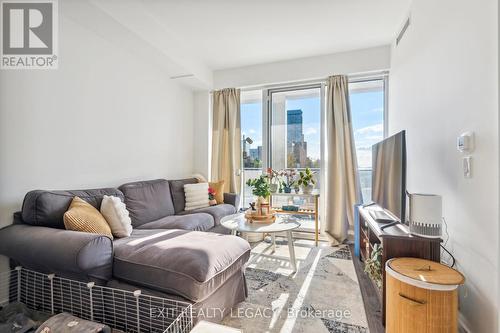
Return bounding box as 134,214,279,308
241,85,384,170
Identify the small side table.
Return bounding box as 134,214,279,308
220,213,301,272
269,192,320,246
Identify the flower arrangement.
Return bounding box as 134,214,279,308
266,168,279,183
279,169,297,193
208,187,217,206
266,168,279,193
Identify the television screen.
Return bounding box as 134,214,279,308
371,130,407,222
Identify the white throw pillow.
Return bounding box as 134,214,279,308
100,195,133,238
184,183,209,211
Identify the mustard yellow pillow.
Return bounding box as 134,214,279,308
209,180,225,204
64,196,113,239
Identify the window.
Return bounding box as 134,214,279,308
270,87,321,171
239,77,386,216
241,90,263,207
349,79,386,203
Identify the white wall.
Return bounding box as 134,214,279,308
193,91,211,179
213,46,390,89
389,0,498,332
0,11,195,234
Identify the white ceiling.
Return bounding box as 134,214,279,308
141,0,412,70
84,0,410,89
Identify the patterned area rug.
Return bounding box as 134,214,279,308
222,239,369,333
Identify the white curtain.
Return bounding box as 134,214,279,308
324,75,362,243
211,88,242,194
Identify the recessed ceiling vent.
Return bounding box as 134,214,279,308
396,16,411,46
170,74,194,80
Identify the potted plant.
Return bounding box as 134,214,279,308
266,168,279,193
246,175,271,205
297,167,316,194
364,244,382,289
280,169,296,194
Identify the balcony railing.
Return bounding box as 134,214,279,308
242,168,321,208
242,167,372,207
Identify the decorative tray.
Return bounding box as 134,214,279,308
244,209,276,223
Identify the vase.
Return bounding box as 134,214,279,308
256,196,268,205
294,186,300,194
269,183,278,193
301,185,314,194
284,186,291,194
209,199,217,206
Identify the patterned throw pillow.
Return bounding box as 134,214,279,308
63,196,113,239
209,180,225,204
184,183,210,211
100,195,132,238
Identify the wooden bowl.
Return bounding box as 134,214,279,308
244,210,276,223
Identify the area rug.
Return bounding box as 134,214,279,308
222,239,369,333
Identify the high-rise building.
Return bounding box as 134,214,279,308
249,146,262,161
287,109,304,147
287,109,307,167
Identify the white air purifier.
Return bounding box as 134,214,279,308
408,193,442,238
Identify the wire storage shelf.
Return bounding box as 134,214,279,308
0,267,193,333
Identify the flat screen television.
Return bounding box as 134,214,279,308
371,130,407,222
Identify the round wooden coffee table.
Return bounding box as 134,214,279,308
220,213,300,272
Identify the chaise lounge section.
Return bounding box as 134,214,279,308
0,178,249,322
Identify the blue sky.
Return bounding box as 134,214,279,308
241,89,383,168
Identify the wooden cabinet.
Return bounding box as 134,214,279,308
356,206,442,324
385,258,464,333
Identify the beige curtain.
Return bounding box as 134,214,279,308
211,88,242,194
324,75,362,243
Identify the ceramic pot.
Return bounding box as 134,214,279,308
284,186,292,193
269,183,278,193
209,199,217,206
301,185,314,194
294,186,300,194
257,196,269,205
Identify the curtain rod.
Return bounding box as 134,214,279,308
211,70,389,93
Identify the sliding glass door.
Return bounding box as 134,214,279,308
239,76,387,229
268,85,323,232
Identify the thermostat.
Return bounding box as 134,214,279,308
457,132,474,153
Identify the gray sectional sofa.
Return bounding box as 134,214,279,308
0,178,250,322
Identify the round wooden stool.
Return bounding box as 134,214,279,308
386,257,465,333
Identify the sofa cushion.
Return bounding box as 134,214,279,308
169,178,198,214
119,179,175,227
21,188,124,229
137,213,214,232
184,183,209,211
113,229,251,302
64,196,113,239
0,224,113,283
179,204,236,225
100,195,133,238
208,224,232,235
